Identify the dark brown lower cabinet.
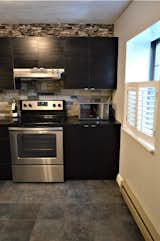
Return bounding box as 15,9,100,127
0,126,12,180
64,123,121,179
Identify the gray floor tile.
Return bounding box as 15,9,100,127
0,180,145,241
38,202,65,220
42,188,66,203
0,203,40,220
63,216,94,241
0,220,35,241
0,189,19,203
93,218,144,241
17,190,45,203
29,219,65,241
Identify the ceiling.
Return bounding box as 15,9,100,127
0,1,131,24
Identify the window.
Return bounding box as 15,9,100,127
125,82,159,146
150,38,160,80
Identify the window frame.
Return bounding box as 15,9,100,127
150,38,160,81
124,81,159,147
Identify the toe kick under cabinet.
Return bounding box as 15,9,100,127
64,123,121,180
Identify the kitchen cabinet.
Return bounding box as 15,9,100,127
0,38,14,89
64,123,120,179
0,126,12,179
64,37,118,89
12,37,38,68
38,37,64,68
89,37,118,89
12,37,64,68
64,38,90,89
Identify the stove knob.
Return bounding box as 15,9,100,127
29,104,32,108
53,104,56,107
23,104,27,108
58,104,61,107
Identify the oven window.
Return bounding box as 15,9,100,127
17,134,57,158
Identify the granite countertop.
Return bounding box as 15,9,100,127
0,117,121,127
0,119,16,126
65,117,121,126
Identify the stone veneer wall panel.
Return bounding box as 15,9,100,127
0,24,113,37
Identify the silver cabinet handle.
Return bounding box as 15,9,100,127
84,88,89,90
90,88,95,90
83,125,89,127
91,125,96,127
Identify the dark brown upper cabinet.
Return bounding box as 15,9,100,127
64,38,90,89
38,37,64,68
12,37,64,69
64,37,118,90
12,37,39,68
89,37,118,89
6,37,118,90
0,38,14,89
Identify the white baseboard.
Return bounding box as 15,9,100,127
116,174,160,241
116,173,124,187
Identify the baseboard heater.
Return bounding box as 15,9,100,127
120,180,160,241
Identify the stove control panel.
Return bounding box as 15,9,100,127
21,100,64,111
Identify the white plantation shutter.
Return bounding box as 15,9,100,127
127,90,137,127
137,87,155,137
125,82,159,145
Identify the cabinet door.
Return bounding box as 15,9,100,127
0,38,14,89
64,124,120,179
89,37,118,89
12,37,38,68
64,38,90,89
38,37,64,68
0,127,12,180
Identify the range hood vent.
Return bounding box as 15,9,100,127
14,68,64,79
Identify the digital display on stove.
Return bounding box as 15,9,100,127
37,101,48,106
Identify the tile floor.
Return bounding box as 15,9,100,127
0,180,144,241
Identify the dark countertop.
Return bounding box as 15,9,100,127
64,117,121,126
0,117,121,128
0,119,16,126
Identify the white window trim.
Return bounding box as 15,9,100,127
123,81,160,152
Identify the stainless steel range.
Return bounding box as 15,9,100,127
9,100,65,182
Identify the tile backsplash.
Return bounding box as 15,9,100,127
0,87,112,119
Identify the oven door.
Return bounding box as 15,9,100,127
9,127,63,165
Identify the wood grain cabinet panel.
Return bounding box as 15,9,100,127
64,124,120,179
0,126,12,180
64,37,90,89
12,37,38,68
89,37,118,89
38,37,64,68
64,37,118,89
0,38,14,89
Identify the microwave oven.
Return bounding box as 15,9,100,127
79,103,109,120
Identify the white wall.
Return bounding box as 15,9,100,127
114,1,160,235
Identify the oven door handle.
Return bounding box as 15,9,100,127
8,127,63,131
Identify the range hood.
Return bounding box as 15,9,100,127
14,68,64,79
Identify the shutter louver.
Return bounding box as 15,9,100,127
127,90,137,127
137,87,155,137
125,82,158,146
